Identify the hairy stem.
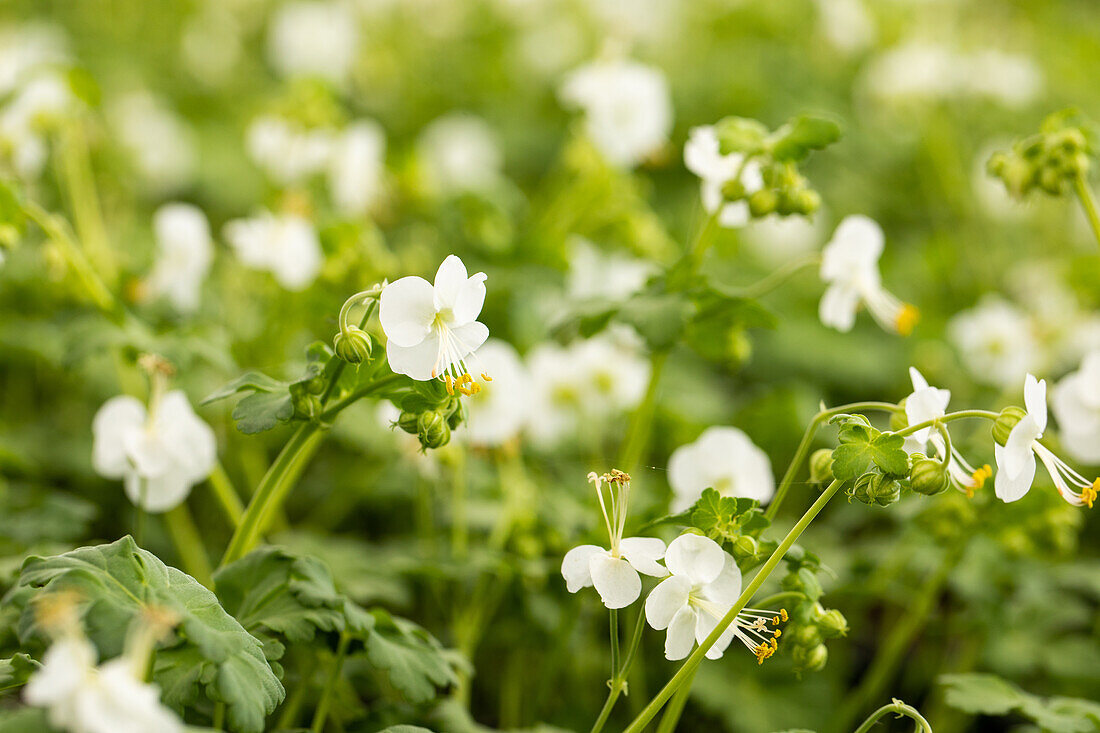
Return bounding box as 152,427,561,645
1073,173,1100,251
851,699,933,733
736,255,820,300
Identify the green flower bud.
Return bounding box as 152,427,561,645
302,374,327,395
1039,165,1064,195
292,392,322,420
396,411,419,435
334,326,373,364
992,406,1028,446
815,608,849,639
720,177,746,201
748,188,778,218
792,643,828,673
790,188,821,215
417,410,451,450
794,624,822,648
851,471,901,507
809,449,834,485
909,454,949,496
732,535,759,561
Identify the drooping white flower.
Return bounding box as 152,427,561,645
994,374,1097,507
668,427,775,513
566,237,655,302
92,389,217,513
108,92,196,194
819,215,918,335
1052,351,1100,465
559,58,672,168
561,472,666,609
147,203,213,313
379,255,489,383
464,339,531,448
266,0,359,86
246,115,335,186
645,534,785,662
223,211,324,291
417,113,503,196
328,120,386,216
947,296,1041,389
904,368,992,494
683,125,763,228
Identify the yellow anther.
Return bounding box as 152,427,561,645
773,628,782,638
965,464,992,498
895,304,920,336
1083,480,1097,509
779,608,788,622
444,374,455,395
481,372,492,382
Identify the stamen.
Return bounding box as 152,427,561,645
481,373,492,382
445,374,455,395
1083,480,1097,509
895,304,919,336
967,465,992,498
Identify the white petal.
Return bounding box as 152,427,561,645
908,366,929,391
819,283,860,332
665,534,725,585
125,471,193,513
1003,416,1041,478
386,333,441,381
905,386,950,444
619,537,667,577
701,553,742,606
1024,373,1048,433
994,443,1036,502
448,321,490,360
153,391,217,482
92,396,147,479
561,544,603,593
380,276,437,348
452,272,487,325
590,553,642,609
433,255,469,312
664,605,698,660
122,430,176,479
718,200,750,228
645,575,692,630
693,607,737,659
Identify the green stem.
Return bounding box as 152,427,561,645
58,122,115,286
736,255,820,300
1073,173,1100,251
589,610,646,733
320,373,405,420
311,632,350,733
851,699,933,733
623,479,845,733
893,410,999,439
618,352,668,472
655,667,696,733
164,503,214,588
212,702,225,730
754,590,807,608
208,463,245,527
321,301,376,406
609,610,620,680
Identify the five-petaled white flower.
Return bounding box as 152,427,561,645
668,427,775,513
819,215,918,335
92,387,216,513
683,125,764,228
1052,350,1100,465
904,367,992,494
147,203,213,313
561,472,666,609
994,373,1097,507
379,255,490,385
946,296,1040,389
223,210,323,291
417,112,503,197
645,534,785,662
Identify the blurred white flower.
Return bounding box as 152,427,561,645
0,73,76,178
464,339,530,447
947,296,1040,389
559,57,672,168
561,471,665,609
417,113,502,196
0,22,68,96
742,212,823,265
994,373,1097,507
246,115,335,186
904,368,991,493
92,390,216,513
108,92,196,194
379,255,489,382
819,215,918,334
963,50,1043,109
181,7,243,87
328,119,386,216
566,236,654,301
224,211,324,291
813,0,875,55
668,426,775,512
683,125,763,228
267,0,358,86
147,203,213,313
1052,350,1100,465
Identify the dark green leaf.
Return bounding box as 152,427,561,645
829,414,908,480
232,391,295,435
0,654,37,692
362,609,458,704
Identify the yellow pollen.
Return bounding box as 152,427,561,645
772,628,782,638
1083,480,1097,509
895,304,920,336
481,372,492,382
966,465,992,498
779,608,788,623
444,374,455,395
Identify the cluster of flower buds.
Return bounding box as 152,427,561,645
779,553,848,674
988,111,1093,198
746,164,822,218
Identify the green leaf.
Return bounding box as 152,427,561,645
939,673,1027,715
2,537,283,733
0,653,37,692
375,727,436,733
714,116,770,155
829,415,908,480
617,292,695,352
203,372,289,405
688,489,763,543
232,391,295,435
362,609,459,704
0,708,55,733
768,115,842,162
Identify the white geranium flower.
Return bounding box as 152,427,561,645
266,1,358,86
743,213,824,265
0,22,68,96
147,203,213,313
92,389,217,513
947,296,1040,389
246,115,334,186
561,472,666,609
994,374,1097,507
904,368,992,494
465,339,530,448
559,58,672,168
417,113,502,196
108,92,196,194
223,211,323,291
379,255,489,383
683,125,763,228
1052,351,1100,466
813,0,875,55
645,534,785,662
819,215,918,335
328,120,386,216
566,237,654,302
0,73,76,178
668,427,775,513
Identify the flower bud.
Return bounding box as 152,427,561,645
792,643,828,673
732,535,759,561
815,608,849,638
292,391,322,420
334,326,373,364
396,411,419,435
790,188,821,215
748,189,778,218
909,454,949,496
720,177,746,201
851,471,900,507
809,449,834,485
992,406,1028,446
1039,165,1064,195
417,410,451,450
794,624,822,648
302,374,327,395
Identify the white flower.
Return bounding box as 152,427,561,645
668,427,775,513
683,125,763,228
0,73,76,178
108,92,196,194
246,115,334,186
223,211,323,291
645,534,784,661
947,296,1040,389
904,368,992,494
963,50,1043,110
813,0,875,55
147,203,213,313
379,255,489,383
1052,351,1100,465
994,374,1097,507
92,390,217,513
559,58,672,168
464,339,531,448
743,213,823,265
819,215,918,335
417,113,502,196
566,237,654,302
0,22,68,96
561,472,666,609
328,120,386,216
266,1,358,86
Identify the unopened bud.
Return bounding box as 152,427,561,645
790,188,821,215
815,608,848,638
732,535,759,561
992,406,1028,446
748,188,778,218
396,411,419,435
809,449,834,485
334,326,373,364
292,391,322,420
792,643,828,673
909,454,949,496
720,177,746,201
851,471,900,507
417,410,451,450
794,624,823,648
